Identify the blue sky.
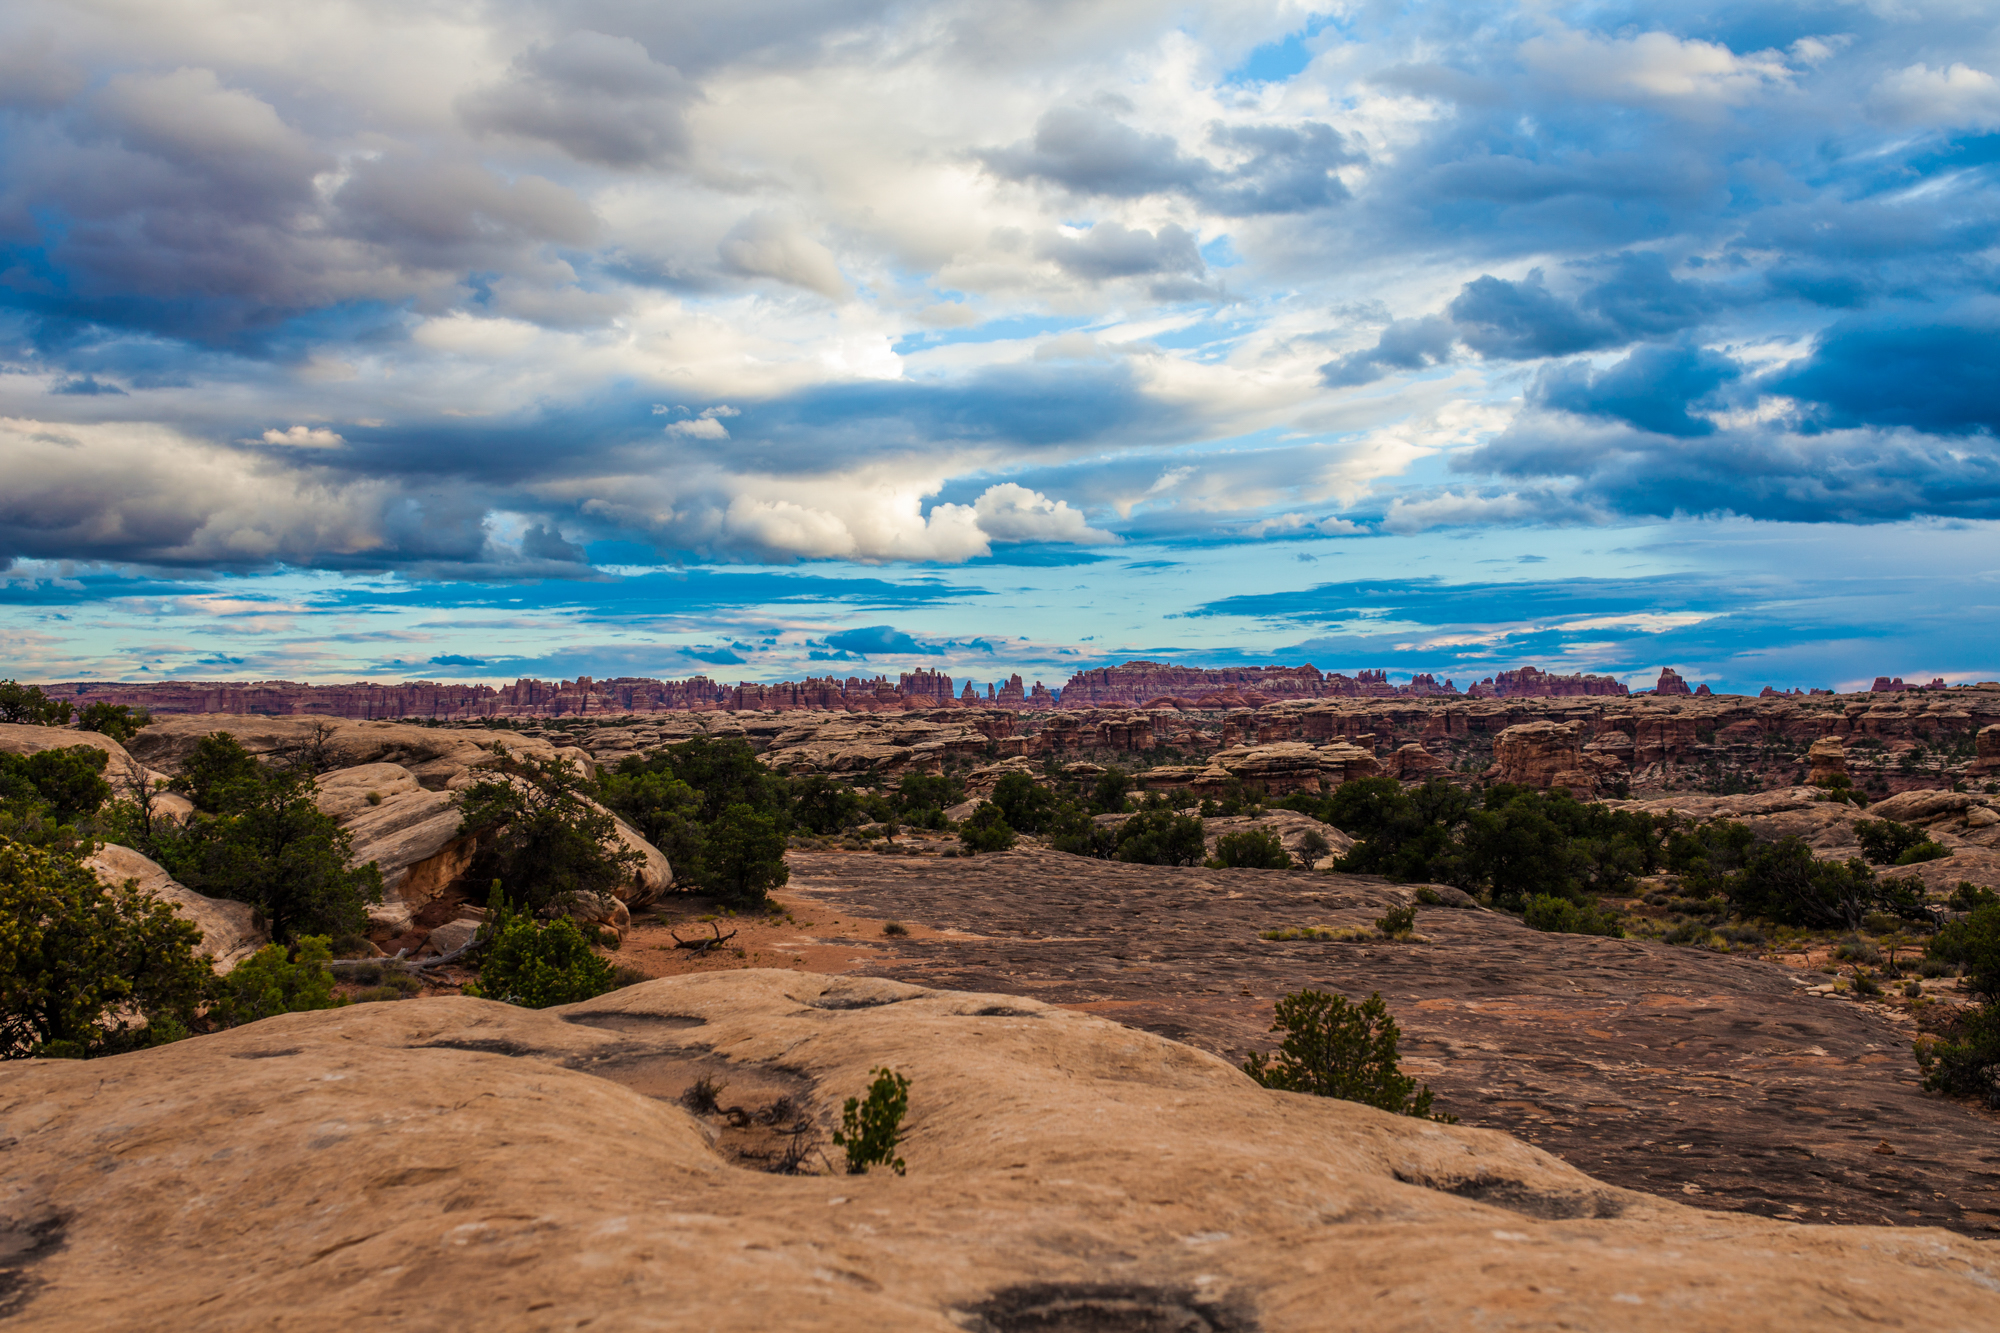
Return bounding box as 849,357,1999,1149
3,1,1998,693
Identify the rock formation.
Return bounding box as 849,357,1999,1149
2,971,1991,1329
1806,737,1848,786
1492,721,1597,793
82,843,266,972
1653,667,1693,696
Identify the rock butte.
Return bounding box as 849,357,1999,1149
1,972,1994,1330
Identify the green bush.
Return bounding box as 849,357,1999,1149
990,772,1059,834
1214,827,1293,869
75,702,151,742
0,681,73,727
1855,819,1928,865
145,735,382,942
0,746,114,825
832,1066,910,1175
1948,882,1999,912
212,936,346,1027
1242,989,1449,1120
692,802,790,908
0,838,210,1058
1915,1003,2000,1107
1111,808,1206,866
1929,903,2000,998
958,802,1017,853
789,775,862,835
1045,804,1117,858
1374,903,1417,937
463,896,615,1008
458,749,642,917
1088,767,1131,815
1725,837,1926,931
599,738,791,902
1523,894,1625,937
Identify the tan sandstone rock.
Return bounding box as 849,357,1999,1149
1493,721,1593,793
0,722,170,801
1806,736,1848,786
0,971,1991,1331
82,842,266,973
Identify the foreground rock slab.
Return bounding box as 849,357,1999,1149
1,972,1992,1330
782,849,2000,1234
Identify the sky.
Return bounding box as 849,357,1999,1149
3,1,1998,695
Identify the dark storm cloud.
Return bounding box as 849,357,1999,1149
1533,341,1741,438
1770,314,2000,436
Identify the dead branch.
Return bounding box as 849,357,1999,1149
669,921,737,954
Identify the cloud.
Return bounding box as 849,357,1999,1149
968,483,1119,544
1870,63,2000,129
520,523,585,563
1533,341,1741,437
718,213,848,297
666,416,731,439
1037,222,1204,282
983,104,1359,215
51,376,126,397
1770,313,2000,436
261,425,347,448
458,30,694,168
820,624,942,657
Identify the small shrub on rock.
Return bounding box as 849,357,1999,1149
833,1067,910,1175
1855,819,1931,865
1929,903,2000,998
1374,903,1417,937
1523,894,1625,937
1242,988,1451,1121
1915,1003,2000,1108
1213,827,1293,870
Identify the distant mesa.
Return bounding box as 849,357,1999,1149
28,657,1943,719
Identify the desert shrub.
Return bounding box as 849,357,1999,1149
891,773,963,831
1523,894,1625,937
1662,920,1713,947
1297,828,1331,865
1088,767,1132,815
882,921,909,937
0,838,210,1058
1918,957,1957,979
0,746,113,826
1915,1003,2000,1107
0,681,73,727
601,737,792,900
1724,837,1926,931
1717,923,1767,948
1948,882,1999,912
1045,804,1117,858
463,899,615,1008
990,772,1060,834
832,1067,910,1175
459,750,642,917
1374,903,1417,937
1260,924,1370,941
1851,969,1885,999
693,803,790,908
1834,935,1882,964
1112,809,1206,866
1214,827,1293,869
1242,989,1449,1121
144,735,382,943
1849,817,1952,867
75,702,151,742
1929,903,2000,997
211,937,345,1027
789,775,862,835
958,803,1017,853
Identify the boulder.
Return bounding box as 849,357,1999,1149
313,762,423,822
1865,789,1977,826
422,916,483,957
1806,737,1847,785
1972,723,2000,774
83,842,266,973
1,971,1993,1329
341,789,477,935
1493,721,1591,793
1387,742,1446,779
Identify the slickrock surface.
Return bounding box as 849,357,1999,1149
2,972,1994,1330
780,849,2000,1235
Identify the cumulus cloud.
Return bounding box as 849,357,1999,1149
969,483,1119,544
666,416,731,439
1037,222,1204,283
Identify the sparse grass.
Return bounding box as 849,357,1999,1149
883,921,909,937
1261,924,1372,942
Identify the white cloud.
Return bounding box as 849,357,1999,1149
666,417,731,439
717,212,849,298
261,425,346,448
1520,28,1795,110
1870,63,2000,128
971,483,1119,544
